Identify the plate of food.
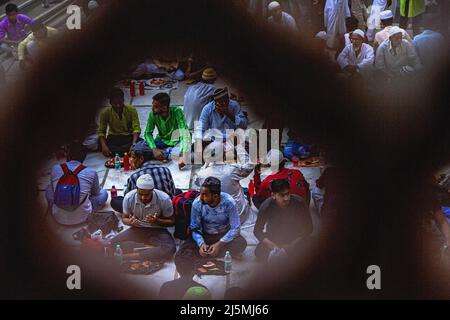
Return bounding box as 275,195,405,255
121,260,165,275
148,78,168,87
105,157,123,168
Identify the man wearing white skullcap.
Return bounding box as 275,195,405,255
112,174,176,261
267,1,298,33
337,29,374,78
366,0,389,42
374,10,412,50
375,25,423,80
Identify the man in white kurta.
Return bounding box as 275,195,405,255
366,0,389,41
337,29,374,78
324,0,351,49
374,26,423,79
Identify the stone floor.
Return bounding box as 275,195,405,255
36,77,325,299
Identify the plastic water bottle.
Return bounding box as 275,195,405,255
111,185,117,198
224,251,232,274
114,153,121,170
114,244,123,265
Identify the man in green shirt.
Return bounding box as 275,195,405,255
98,88,142,157
139,92,190,169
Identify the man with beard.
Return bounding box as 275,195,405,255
175,177,247,260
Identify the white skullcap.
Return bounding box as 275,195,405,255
351,29,365,39
388,26,403,37
136,174,155,190
315,31,327,41
379,10,393,20
268,1,281,11
88,0,99,11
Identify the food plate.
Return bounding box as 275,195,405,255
105,158,124,168
148,78,168,87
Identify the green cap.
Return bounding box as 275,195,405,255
182,286,211,300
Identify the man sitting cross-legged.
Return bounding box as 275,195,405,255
254,179,313,262
175,177,247,261
111,174,176,261
98,87,142,157
110,148,178,214
134,92,190,169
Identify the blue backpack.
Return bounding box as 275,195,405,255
54,163,86,212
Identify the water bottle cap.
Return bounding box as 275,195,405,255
116,244,120,248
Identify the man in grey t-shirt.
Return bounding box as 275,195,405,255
112,174,176,261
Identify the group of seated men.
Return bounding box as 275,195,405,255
323,9,444,82
96,69,248,169
46,139,314,266
41,56,316,268
261,1,444,82
0,3,62,69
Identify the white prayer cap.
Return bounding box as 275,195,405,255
315,31,327,41
351,29,365,39
136,174,155,190
379,10,393,20
268,1,281,11
388,26,403,37
88,0,99,11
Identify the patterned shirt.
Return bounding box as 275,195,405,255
190,192,241,246
144,105,190,153
125,163,176,197
98,104,141,137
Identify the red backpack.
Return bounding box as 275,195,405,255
54,163,86,212
256,168,310,204
172,191,200,240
